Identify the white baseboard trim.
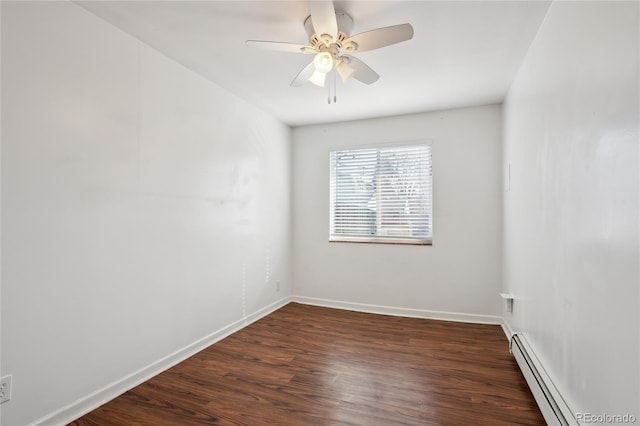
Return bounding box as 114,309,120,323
32,296,293,426
292,296,501,325
501,317,515,340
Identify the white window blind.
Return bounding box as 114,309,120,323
329,143,432,245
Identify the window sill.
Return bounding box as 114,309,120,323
329,236,432,246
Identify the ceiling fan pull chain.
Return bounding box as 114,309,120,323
334,70,337,103
327,76,331,104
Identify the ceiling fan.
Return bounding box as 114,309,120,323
246,0,414,101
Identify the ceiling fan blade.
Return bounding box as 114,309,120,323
345,23,414,52
246,40,316,54
342,55,379,85
290,61,315,87
309,1,337,40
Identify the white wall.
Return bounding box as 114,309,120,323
502,1,639,420
1,2,291,425
292,105,502,321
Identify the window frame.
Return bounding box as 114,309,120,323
328,140,433,246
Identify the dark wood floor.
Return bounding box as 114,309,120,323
71,303,544,425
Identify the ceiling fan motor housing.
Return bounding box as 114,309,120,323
304,10,354,51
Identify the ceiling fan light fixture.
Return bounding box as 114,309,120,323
309,69,327,87
313,51,334,73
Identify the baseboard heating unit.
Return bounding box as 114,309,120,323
510,333,578,426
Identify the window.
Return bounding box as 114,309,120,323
329,143,432,245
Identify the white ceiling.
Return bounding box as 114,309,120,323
77,1,550,127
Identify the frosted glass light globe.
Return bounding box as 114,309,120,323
313,52,334,73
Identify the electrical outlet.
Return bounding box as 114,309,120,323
276,280,281,292
0,375,12,404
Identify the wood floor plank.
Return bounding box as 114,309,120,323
71,303,544,425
